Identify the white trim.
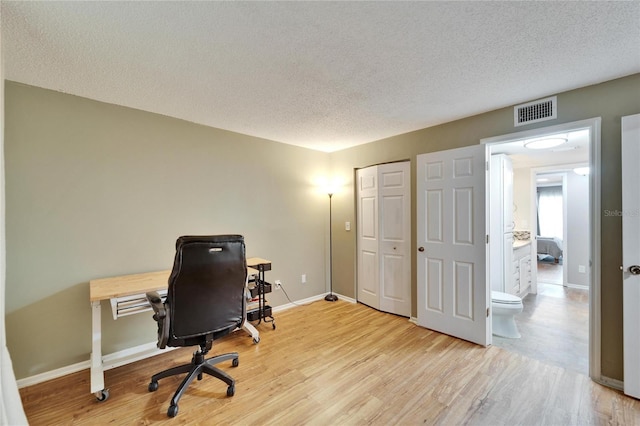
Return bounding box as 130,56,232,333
562,173,569,287
17,342,177,389
271,294,323,312
334,293,356,304
101,342,176,371
566,283,589,290
271,293,357,314
590,118,602,382
530,167,570,289
17,360,89,389
481,117,602,383
481,119,597,145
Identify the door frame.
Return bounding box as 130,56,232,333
480,117,602,382
532,168,569,289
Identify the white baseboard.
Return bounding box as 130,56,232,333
17,360,89,389
271,293,326,313
18,291,351,389
566,282,589,290
271,293,356,313
16,342,176,389
332,293,357,304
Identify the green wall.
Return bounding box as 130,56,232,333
329,73,640,381
4,82,331,379
5,74,640,383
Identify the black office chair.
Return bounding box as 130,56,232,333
146,235,247,418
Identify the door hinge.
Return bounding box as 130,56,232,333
486,234,489,244
487,307,490,317
486,161,489,171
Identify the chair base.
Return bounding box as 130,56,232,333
149,349,239,417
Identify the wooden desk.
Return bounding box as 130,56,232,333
246,257,271,270
89,266,260,401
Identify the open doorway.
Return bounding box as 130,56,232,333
535,173,566,285
483,121,597,377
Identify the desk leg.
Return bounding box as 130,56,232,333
245,274,260,343
90,300,109,401
242,321,260,344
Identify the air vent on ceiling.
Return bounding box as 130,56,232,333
514,96,557,127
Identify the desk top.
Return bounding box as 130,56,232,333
246,257,271,268
90,265,262,302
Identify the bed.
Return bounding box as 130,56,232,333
536,237,563,262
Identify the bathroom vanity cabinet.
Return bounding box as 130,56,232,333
511,241,532,297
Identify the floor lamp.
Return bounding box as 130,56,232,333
325,192,338,301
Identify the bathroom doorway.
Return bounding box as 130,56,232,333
482,118,598,378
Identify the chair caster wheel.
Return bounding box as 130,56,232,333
232,358,239,367
272,323,276,330
227,385,235,397
95,389,109,402
167,404,178,417
148,381,158,392
253,336,260,344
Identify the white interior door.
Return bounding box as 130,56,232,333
357,166,380,309
417,145,490,346
622,112,640,399
379,162,411,317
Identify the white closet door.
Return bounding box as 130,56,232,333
357,166,380,309
379,162,411,317
357,162,411,315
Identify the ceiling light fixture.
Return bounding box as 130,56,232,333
524,137,568,150
573,167,589,176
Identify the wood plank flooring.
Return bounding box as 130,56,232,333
20,300,640,425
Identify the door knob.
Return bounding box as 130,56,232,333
418,247,425,252
629,265,640,275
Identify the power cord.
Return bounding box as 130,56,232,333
276,282,302,307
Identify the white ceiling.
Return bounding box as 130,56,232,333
2,1,639,152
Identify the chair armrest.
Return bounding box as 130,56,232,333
146,291,169,349
146,291,165,315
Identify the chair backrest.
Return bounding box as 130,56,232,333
167,235,247,345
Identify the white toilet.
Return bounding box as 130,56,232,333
491,291,523,338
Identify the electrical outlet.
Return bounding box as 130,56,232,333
274,280,282,290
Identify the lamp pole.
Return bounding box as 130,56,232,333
325,192,338,301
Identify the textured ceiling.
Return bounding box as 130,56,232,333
2,1,639,152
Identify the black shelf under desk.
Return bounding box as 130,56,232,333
246,258,275,329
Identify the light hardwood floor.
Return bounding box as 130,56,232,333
20,300,640,425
